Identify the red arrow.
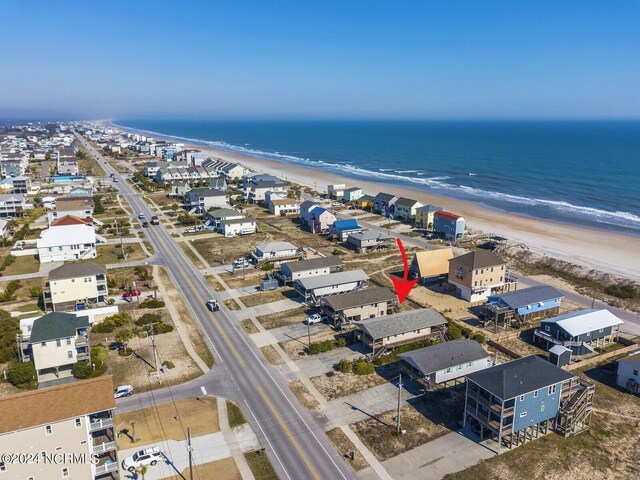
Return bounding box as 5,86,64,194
390,238,417,304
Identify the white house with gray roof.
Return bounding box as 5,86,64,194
295,269,369,304
276,256,343,285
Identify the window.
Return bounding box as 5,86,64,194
520,412,527,418
541,405,545,412
467,361,473,367
519,395,525,401
62,467,69,477
599,328,603,333
544,325,550,332
457,364,464,370
56,339,61,347
586,332,591,337
41,341,47,347
634,370,638,376
45,425,52,435
548,385,557,395
66,338,71,346
67,351,73,359
445,367,452,374
533,390,538,398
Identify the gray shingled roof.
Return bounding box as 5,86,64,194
494,285,564,309
450,250,504,269
348,230,392,242
399,339,489,375
466,355,575,400
296,270,369,291
282,256,343,273
320,287,396,311
48,262,107,281
355,309,446,339
29,313,90,343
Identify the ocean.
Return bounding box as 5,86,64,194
114,120,640,234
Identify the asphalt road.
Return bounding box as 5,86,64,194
76,135,358,480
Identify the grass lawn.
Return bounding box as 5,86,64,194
226,400,246,428
2,255,40,276
244,450,279,480
256,307,307,330
240,289,291,308
169,457,241,480
115,397,219,449
94,243,148,264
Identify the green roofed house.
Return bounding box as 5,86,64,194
18,312,91,387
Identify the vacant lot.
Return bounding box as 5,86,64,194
115,397,219,448
169,457,241,480
311,371,387,400
256,307,307,330
352,391,464,461
94,243,149,264
327,428,370,472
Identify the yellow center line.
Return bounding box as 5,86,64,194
152,226,247,368
257,386,321,480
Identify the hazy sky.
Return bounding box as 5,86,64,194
1,1,639,120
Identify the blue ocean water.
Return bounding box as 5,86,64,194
115,120,640,234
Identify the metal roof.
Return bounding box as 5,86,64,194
541,309,623,338
281,256,343,273
296,269,369,291
355,308,446,340
332,219,360,231
320,287,396,311
48,261,106,281
466,355,575,400
29,312,90,343
493,285,564,309
399,339,489,375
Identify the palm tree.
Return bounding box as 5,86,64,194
135,464,148,480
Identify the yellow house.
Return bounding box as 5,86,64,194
415,204,443,229
356,194,375,210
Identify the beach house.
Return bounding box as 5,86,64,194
243,174,288,203
616,352,640,394
319,286,397,327
534,309,623,355
433,211,465,239
220,218,257,237
269,198,300,216
37,216,98,263
448,250,511,302
251,241,300,264
329,219,362,241
343,187,364,202
299,200,321,224
464,355,594,451
206,207,244,228
347,230,394,253
308,206,337,234
415,204,443,229
356,194,375,210
327,184,346,200
295,269,369,304
393,197,423,221
355,309,447,358
399,339,491,390
48,196,94,224
44,262,108,312
276,256,343,285
0,193,31,217
374,192,398,216
484,285,564,328
183,188,229,213
409,247,455,283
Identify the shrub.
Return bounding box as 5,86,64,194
0,255,15,272
177,213,197,226
261,262,274,271
139,298,165,309
460,325,472,338
337,358,353,373
0,309,19,362
28,286,43,299
115,328,133,346
471,332,487,345
162,360,175,369
7,361,36,388
604,284,637,299
0,280,21,302
135,313,162,327
336,337,347,348
73,361,93,379
154,322,174,334
92,313,131,333
308,340,335,355
134,266,152,281
446,322,463,340
332,248,344,256
353,361,375,375
107,276,117,288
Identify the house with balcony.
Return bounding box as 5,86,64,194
399,339,491,390
0,375,119,479
220,217,257,237
47,196,94,223
251,241,300,264
206,207,244,228
534,309,623,356
409,247,455,283
242,174,288,203
308,206,336,234
319,286,396,327
433,211,465,239
183,187,229,214
329,219,362,241
295,269,369,304
0,193,32,217
343,187,364,202
347,230,394,253
269,198,300,216
483,285,564,329
44,262,108,312
327,184,346,200
356,194,375,210
37,218,97,263
355,308,447,358
374,192,398,216
393,197,423,221
415,204,443,230
617,352,640,394
448,250,515,302
464,355,594,452
18,312,91,385
299,200,321,223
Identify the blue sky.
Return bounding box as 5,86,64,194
1,0,639,120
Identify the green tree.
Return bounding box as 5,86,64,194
446,322,463,340
115,329,133,350
0,309,19,362
7,361,36,388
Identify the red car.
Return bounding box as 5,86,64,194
122,290,141,298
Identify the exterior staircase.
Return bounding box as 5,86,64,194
556,380,595,437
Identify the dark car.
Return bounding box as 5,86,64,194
142,222,149,228
206,299,220,312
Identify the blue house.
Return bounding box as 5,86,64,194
464,355,594,451
534,309,623,356
484,285,564,327
329,219,362,241
433,211,465,239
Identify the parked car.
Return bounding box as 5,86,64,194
331,202,342,207
122,447,163,472
122,290,141,298
233,258,250,269
114,385,134,398
304,313,324,325
206,299,220,312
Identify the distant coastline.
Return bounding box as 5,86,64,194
109,119,640,281
112,119,640,236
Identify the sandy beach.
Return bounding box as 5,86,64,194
113,124,640,281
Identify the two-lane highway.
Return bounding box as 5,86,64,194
78,135,358,480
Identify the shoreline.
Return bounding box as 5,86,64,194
110,122,640,281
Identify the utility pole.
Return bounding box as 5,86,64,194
115,219,126,260
396,373,403,433
145,322,161,382
307,321,312,350
187,428,193,480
